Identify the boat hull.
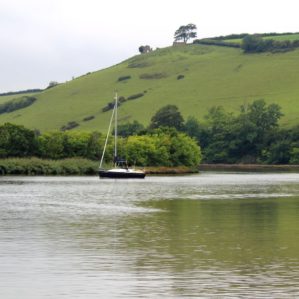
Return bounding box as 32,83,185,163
99,170,146,179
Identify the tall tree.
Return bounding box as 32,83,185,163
149,105,184,131
174,23,197,43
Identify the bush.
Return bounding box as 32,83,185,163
177,74,185,80
60,121,79,131
124,129,201,167
118,75,131,82
0,158,98,175
83,115,95,122
127,93,144,100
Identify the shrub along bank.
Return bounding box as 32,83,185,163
0,123,201,175
0,158,98,175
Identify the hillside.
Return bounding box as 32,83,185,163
1,43,299,132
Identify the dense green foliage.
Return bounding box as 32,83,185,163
184,100,299,164
124,128,201,167
114,120,145,137
0,123,38,158
241,34,299,53
0,121,201,167
149,105,184,131
1,98,298,168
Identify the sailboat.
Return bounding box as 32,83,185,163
98,93,146,179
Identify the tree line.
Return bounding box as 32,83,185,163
241,34,299,53
185,100,299,164
1,100,298,166
116,100,299,164
0,122,201,168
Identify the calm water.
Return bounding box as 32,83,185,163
0,172,299,298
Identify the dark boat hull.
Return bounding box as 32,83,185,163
99,170,146,179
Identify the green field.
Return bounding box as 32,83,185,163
1,43,299,132
225,33,299,44
263,34,299,41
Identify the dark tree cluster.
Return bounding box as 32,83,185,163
0,107,201,167
241,35,299,53
184,100,299,164
0,96,37,115
115,100,299,164
1,100,298,166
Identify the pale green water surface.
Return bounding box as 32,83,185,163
0,172,299,298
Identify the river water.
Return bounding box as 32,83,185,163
0,172,299,298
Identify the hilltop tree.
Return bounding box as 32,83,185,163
174,23,197,43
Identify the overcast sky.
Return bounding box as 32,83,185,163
1,0,298,92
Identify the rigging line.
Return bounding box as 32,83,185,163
114,92,118,165
99,102,116,169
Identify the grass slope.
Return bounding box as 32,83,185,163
1,43,299,131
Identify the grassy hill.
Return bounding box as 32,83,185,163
1,41,299,132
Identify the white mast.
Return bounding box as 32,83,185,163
114,92,118,166
99,100,116,169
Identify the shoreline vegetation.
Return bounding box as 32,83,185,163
0,158,298,176
199,164,299,172
0,158,198,176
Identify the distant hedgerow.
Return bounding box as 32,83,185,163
102,92,145,112
177,74,185,80
139,73,167,79
61,121,80,131
0,96,37,115
118,75,131,82
102,102,117,112
83,115,95,122
127,93,144,100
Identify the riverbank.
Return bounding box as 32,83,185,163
0,158,198,175
2,158,298,176
0,158,98,175
199,163,299,172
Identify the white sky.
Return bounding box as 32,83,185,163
1,0,298,92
